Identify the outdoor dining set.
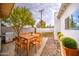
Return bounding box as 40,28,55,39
15,32,42,56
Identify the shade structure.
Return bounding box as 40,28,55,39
0,3,14,18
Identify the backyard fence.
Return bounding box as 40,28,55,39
2,27,54,33
2,27,54,43
23,28,54,33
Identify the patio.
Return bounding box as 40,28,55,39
0,33,61,56
0,3,62,56
0,3,79,56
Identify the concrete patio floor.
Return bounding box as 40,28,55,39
0,37,61,56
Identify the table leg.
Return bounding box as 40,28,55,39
27,40,29,56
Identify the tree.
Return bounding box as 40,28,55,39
9,7,35,37
36,20,46,28
1,18,11,27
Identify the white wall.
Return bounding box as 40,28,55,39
59,3,79,48
54,16,61,34
54,12,61,40
36,28,54,33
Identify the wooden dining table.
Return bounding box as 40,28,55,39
20,33,40,55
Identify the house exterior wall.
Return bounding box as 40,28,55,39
59,3,79,48
54,12,61,40
54,17,61,33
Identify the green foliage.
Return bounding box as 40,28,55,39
37,20,46,28
57,32,63,39
9,7,35,36
57,32,61,35
1,18,11,26
62,37,77,49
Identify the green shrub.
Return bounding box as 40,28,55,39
62,37,77,49
57,32,61,35
57,32,63,39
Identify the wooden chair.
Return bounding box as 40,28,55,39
15,36,28,55
30,33,42,53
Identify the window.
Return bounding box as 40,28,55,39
65,9,79,30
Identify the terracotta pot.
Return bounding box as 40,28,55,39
63,46,79,56
0,3,14,18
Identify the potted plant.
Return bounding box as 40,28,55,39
61,37,79,56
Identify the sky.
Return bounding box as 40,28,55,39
15,3,61,26
71,9,79,26
72,9,79,23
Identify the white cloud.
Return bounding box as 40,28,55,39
15,3,61,26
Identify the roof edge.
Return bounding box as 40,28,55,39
57,3,70,19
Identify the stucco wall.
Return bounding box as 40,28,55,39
59,3,79,48
54,13,61,40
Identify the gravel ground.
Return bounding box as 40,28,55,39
41,37,61,56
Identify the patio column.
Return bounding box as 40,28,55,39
54,12,61,40
0,5,1,51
